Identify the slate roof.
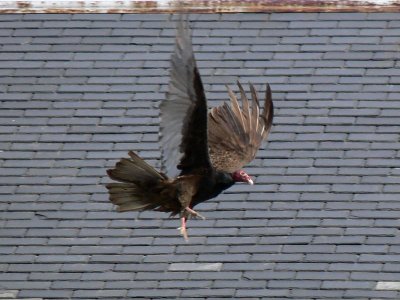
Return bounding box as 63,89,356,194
1,12,400,300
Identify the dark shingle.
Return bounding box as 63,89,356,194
1,12,400,300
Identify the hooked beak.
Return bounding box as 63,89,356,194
232,170,254,185
242,171,254,185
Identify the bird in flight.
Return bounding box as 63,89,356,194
106,17,274,240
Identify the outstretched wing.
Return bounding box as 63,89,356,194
208,81,274,173
159,16,212,177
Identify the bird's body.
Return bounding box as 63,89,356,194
107,151,235,239
107,151,236,213
187,171,235,208
106,16,273,240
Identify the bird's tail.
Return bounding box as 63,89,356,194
106,151,168,212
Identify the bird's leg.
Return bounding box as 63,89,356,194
177,207,206,241
185,207,206,220
178,217,189,241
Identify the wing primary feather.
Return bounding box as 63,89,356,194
249,83,261,143
237,81,251,135
262,83,274,138
226,85,246,140
225,104,245,143
226,85,245,131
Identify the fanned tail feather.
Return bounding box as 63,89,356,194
106,151,171,213
107,150,166,184
106,182,159,212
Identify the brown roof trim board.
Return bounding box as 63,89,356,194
1,0,400,13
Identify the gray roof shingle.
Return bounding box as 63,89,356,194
1,12,400,300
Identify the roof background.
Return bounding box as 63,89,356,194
1,12,400,300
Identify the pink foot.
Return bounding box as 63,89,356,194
178,217,189,241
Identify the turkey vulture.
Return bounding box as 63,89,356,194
106,17,273,240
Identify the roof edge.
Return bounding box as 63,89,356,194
1,0,400,13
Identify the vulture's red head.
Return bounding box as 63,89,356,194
232,170,254,185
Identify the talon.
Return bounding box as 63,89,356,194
179,217,189,241
185,207,206,220
180,227,189,241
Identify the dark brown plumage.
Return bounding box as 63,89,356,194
106,16,273,240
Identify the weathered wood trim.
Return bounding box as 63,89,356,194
0,0,399,13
